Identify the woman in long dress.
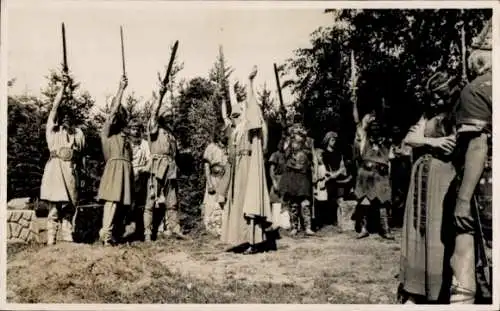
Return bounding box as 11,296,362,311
41,74,85,245
398,71,460,304
221,66,273,254
202,128,228,236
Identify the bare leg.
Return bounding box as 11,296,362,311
46,202,60,245
100,201,117,245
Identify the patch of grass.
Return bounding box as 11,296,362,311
7,228,401,304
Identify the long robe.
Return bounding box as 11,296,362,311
221,96,272,247
399,115,456,302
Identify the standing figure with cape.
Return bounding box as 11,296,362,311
220,66,274,254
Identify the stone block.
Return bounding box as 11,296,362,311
23,211,34,221
8,223,13,239
7,210,39,243
7,197,31,210
18,217,29,228
19,228,30,241
10,211,22,222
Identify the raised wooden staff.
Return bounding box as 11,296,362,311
273,63,286,128
61,22,69,75
154,40,179,117
120,26,126,77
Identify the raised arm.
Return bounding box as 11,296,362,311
246,66,267,150
228,77,239,116
246,66,258,106
102,75,128,137
352,101,360,125
221,97,231,129
47,74,70,128
152,83,168,121
110,75,128,116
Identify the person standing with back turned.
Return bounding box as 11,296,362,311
98,75,133,246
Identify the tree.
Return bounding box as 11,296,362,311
7,95,47,200
284,9,491,149
337,9,491,135
209,45,233,104
284,25,354,147
175,76,221,231
257,83,276,120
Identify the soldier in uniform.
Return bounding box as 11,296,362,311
143,84,185,242
280,123,314,236
449,19,492,304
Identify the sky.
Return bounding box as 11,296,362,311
6,0,335,108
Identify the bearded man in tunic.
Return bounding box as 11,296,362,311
449,19,492,305
279,123,315,236
41,74,85,245
221,66,273,254
143,84,185,241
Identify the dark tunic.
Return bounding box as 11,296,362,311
455,71,492,128
354,142,392,204
280,148,312,198
323,149,351,198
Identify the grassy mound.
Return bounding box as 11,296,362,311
7,225,401,304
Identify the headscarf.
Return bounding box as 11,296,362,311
322,131,338,148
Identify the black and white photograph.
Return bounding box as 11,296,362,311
2,0,497,307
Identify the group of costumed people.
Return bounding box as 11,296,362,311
39,64,276,254
397,19,492,304
41,73,187,245
38,18,492,303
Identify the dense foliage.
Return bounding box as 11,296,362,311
284,9,491,149
7,9,491,232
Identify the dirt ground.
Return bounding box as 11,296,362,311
7,223,401,304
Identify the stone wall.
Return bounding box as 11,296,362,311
7,210,39,243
